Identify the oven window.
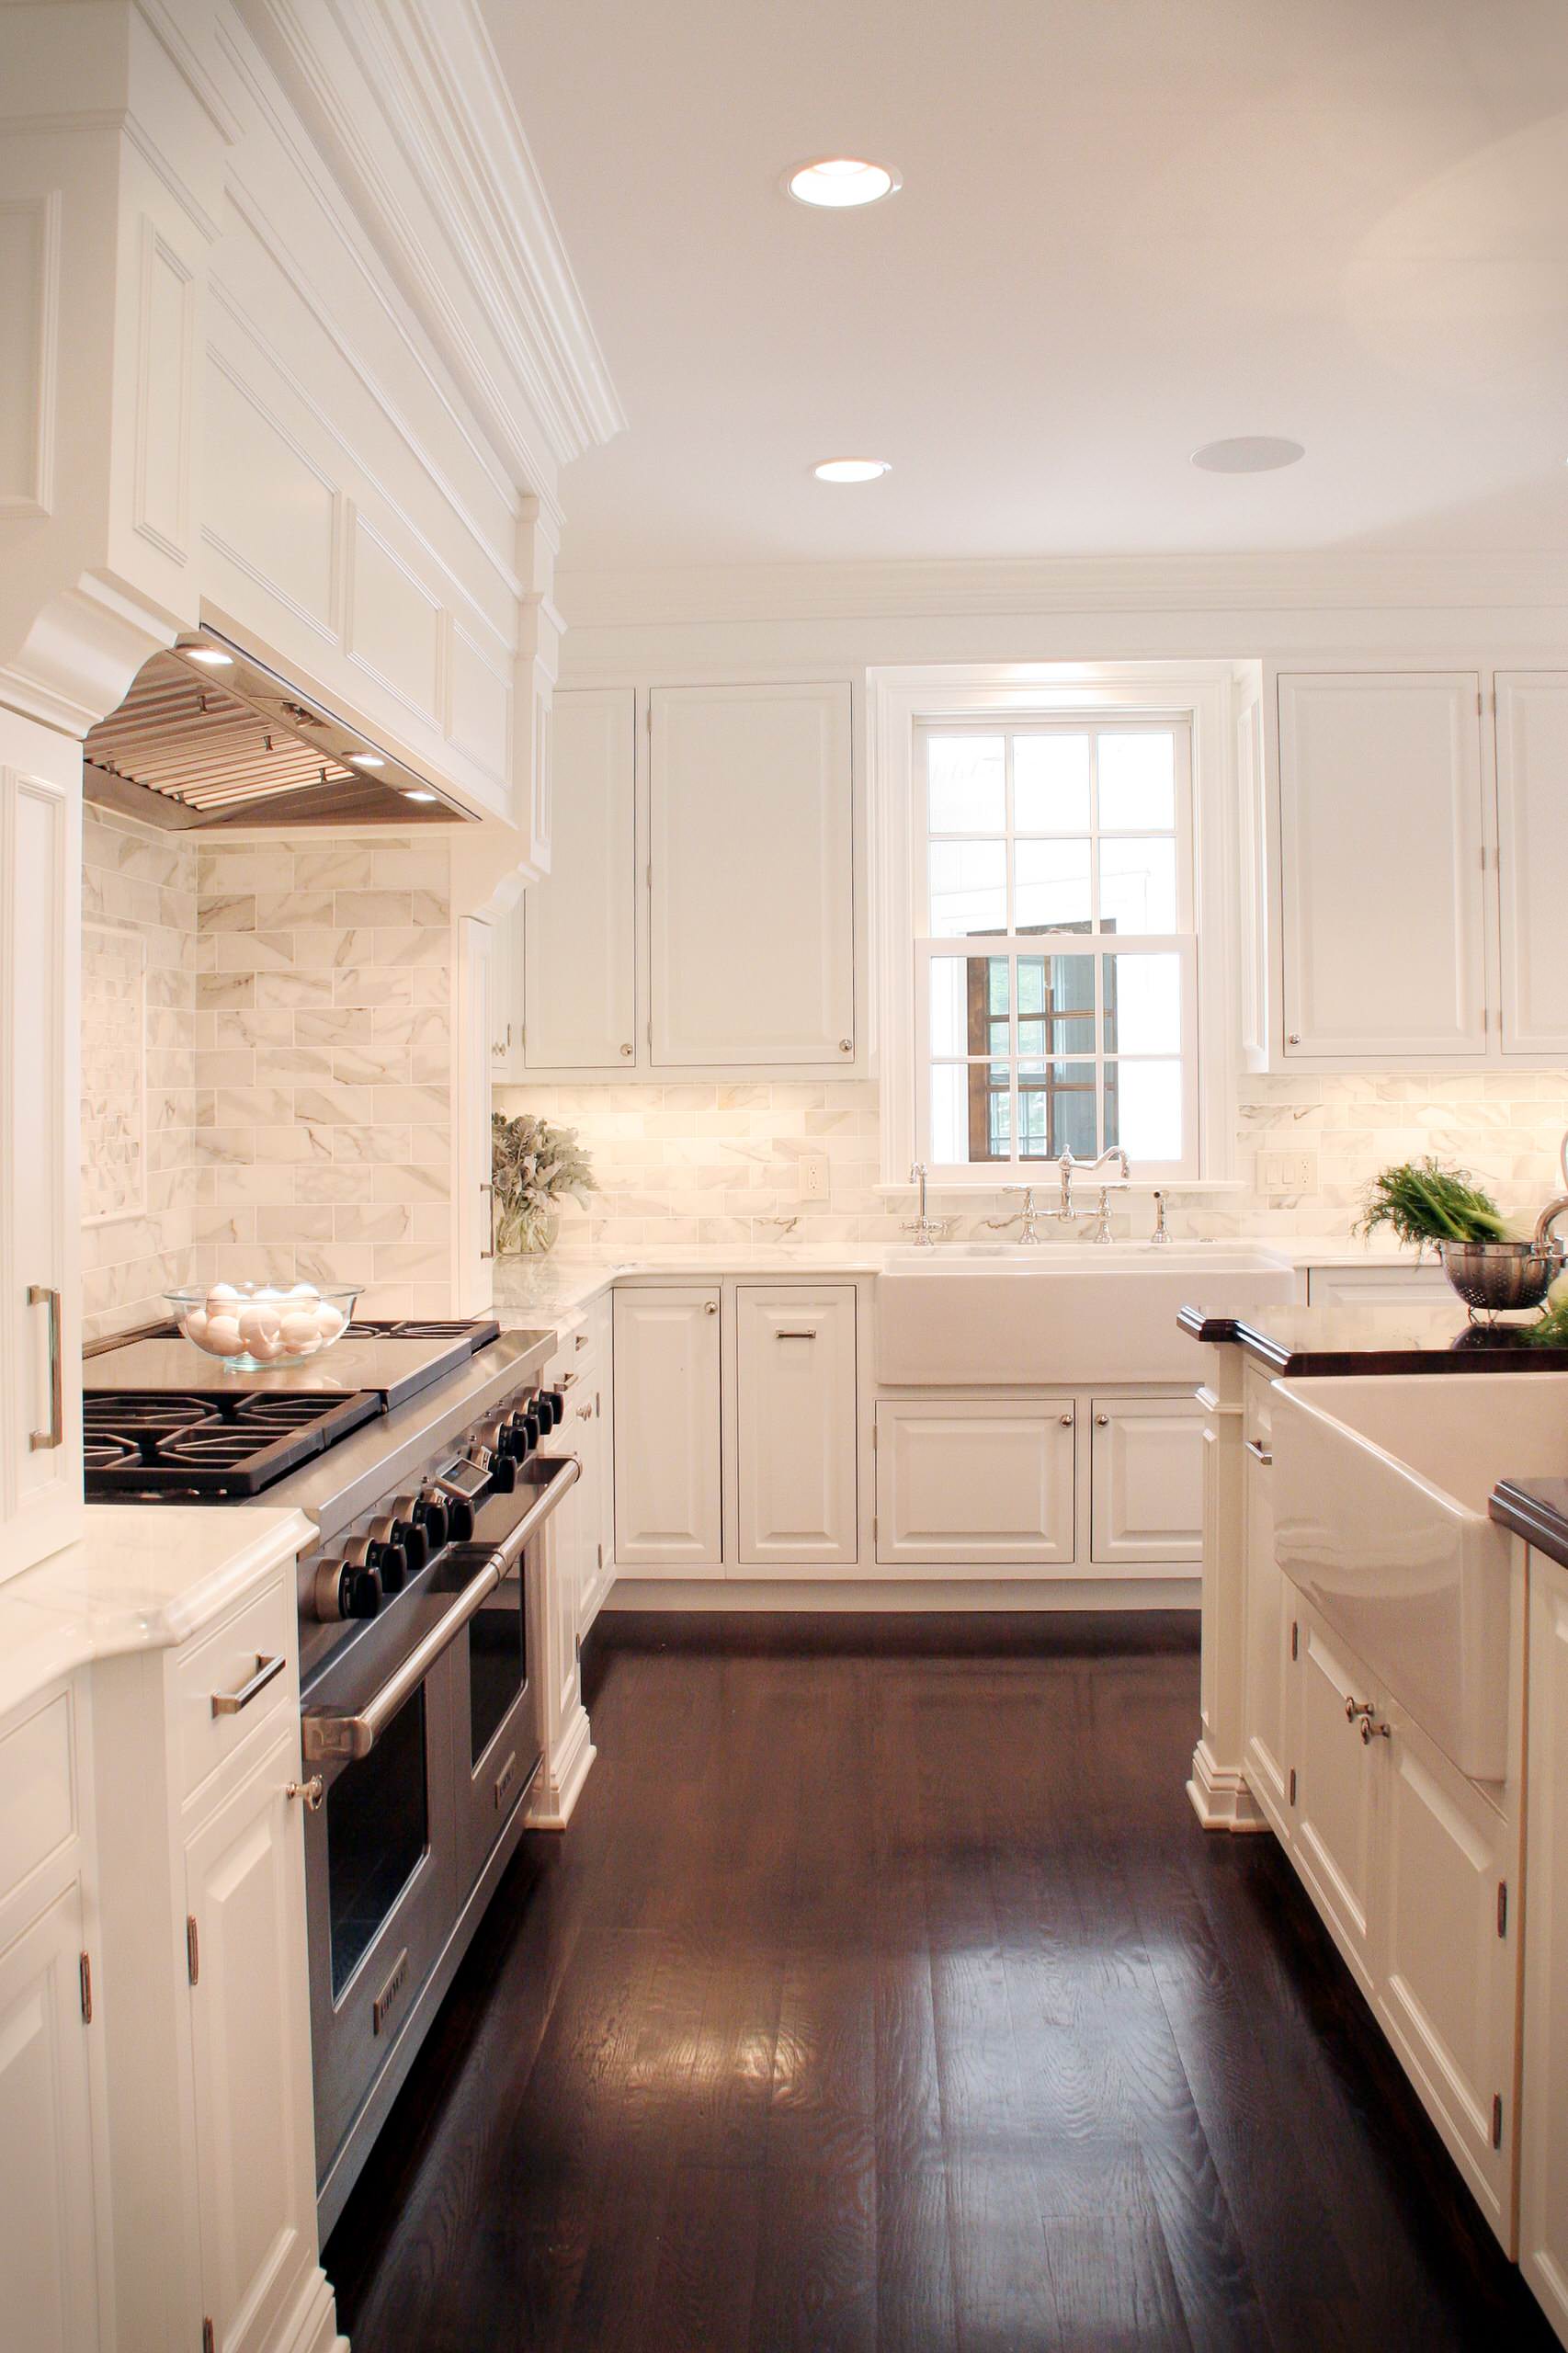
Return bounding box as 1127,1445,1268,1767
326,1688,428,1999
469,1568,527,1766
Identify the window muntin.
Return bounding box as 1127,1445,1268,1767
915,722,1197,1178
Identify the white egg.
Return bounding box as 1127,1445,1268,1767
182,1307,209,1345
237,1302,281,1347
209,1281,239,1300
279,1311,322,1355
290,1281,320,1300
314,1302,347,1343
244,1329,283,1363
203,1313,242,1356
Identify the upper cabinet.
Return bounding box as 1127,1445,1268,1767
1495,675,1568,1057
1256,668,1568,1070
649,683,854,1067
1277,673,1488,1061
521,689,637,1071
499,680,858,1081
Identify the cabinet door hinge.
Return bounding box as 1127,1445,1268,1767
203,2318,215,2353
78,1950,92,2025
597,1541,604,1570
1493,2092,1505,2150
1288,1768,1297,1806
187,1914,199,1987
1290,1619,1299,1661
1498,1880,1508,1938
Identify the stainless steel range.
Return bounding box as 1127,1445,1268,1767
84,1313,580,2234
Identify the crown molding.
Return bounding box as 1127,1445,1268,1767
556,550,1568,632
233,0,624,483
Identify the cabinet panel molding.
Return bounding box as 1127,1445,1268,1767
1495,672,1568,1056
0,190,60,518
736,1286,858,1566
875,1396,1075,1567
519,688,636,1070
613,1287,722,1571
1089,1394,1203,1565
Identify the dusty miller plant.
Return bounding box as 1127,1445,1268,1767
490,1110,597,1253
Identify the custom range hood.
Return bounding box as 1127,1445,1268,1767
82,629,472,830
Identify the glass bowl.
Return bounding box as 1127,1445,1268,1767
165,1283,360,1370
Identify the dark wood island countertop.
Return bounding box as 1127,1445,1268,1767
1177,1298,1568,1378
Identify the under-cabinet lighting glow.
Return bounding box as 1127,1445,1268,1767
183,646,233,666
347,753,384,767
402,790,437,802
786,157,900,209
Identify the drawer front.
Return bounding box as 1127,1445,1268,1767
173,1574,296,1802
1305,1263,1451,1308
0,1686,77,1908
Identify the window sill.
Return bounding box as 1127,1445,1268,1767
872,1176,1247,1199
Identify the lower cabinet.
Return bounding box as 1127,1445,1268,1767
1522,1553,1568,2340
613,1285,722,1571
1088,1394,1203,1565
1240,1386,1292,1835
875,1397,1076,1567
184,1722,318,2353
1278,1594,1520,2245
736,1286,857,1566
0,1873,103,2352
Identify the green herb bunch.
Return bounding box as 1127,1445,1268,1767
491,1110,597,1253
1357,1157,1517,1248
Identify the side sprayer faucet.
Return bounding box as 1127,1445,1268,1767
1150,1188,1169,1246
903,1162,949,1246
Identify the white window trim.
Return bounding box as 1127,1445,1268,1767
868,663,1244,1197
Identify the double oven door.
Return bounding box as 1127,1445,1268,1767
301,1454,577,2194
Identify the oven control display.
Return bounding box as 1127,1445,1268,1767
438,1453,490,1500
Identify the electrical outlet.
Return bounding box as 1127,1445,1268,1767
798,1154,828,1200
1257,1147,1318,1196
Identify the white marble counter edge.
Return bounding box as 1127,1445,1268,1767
0,1505,312,1723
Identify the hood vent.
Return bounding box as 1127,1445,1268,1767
83,633,469,830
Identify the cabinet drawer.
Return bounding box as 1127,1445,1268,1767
1305,1263,1452,1308
172,1574,295,1802
0,1686,77,1906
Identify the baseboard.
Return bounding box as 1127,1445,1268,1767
526,1701,596,1829
1187,1737,1271,1833
602,1574,1201,1613
278,2265,343,2353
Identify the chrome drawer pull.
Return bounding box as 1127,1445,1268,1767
27,1284,62,1451
1244,1438,1273,1466
775,1329,817,1340
211,1653,285,1717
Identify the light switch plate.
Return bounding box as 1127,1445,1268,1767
798,1154,828,1200
1257,1147,1318,1195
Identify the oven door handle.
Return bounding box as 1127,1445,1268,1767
301,1454,581,1765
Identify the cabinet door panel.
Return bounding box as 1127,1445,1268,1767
1523,1565,1568,2331
1304,1264,1451,1307
1,732,82,1580
1277,674,1486,1058
1089,1395,1203,1565
0,1880,100,2352
613,1288,722,1571
650,683,853,1066
1378,1699,1516,2240
455,917,494,1313
736,1287,857,1566
1496,672,1568,1055
1242,1449,1291,1836
521,689,636,1070
185,1724,315,2353
1292,1605,1379,1994
876,1398,1074,1568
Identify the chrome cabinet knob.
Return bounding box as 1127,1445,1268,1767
287,1776,324,1811
1095,1414,1109,1427
704,1300,719,1315
620,1042,633,1057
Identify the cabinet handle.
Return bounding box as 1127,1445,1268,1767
480,1179,494,1263
704,1301,719,1315
287,1775,324,1811
1345,1695,1374,1725
1059,1414,1073,1427
620,1043,633,1058
27,1284,62,1451
559,1370,579,1388
1359,1712,1391,1745
575,1403,594,1419
1095,1413,1109,1427
1287,1032,1301,1046
1244,1438,1273,1466
211,1653,285,1717
838,1039,853,1054
776,1329,817,1340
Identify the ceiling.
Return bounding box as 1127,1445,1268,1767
483,0,1568,572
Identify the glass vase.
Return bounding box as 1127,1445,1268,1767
495,1199,561,1256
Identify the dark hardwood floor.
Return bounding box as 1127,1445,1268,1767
326,1612,1554,2351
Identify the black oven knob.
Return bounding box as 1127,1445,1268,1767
371,1538,409,1595
386,1499,433,1574
443,1493,474,1543
346,1563,384,1619
369,1518,422,1583
488,1451,517,1495
521,1403,543,1447
541,1390,564,1429
311,1556,383,1621
415,1490,450,1550
499,1413,532,1462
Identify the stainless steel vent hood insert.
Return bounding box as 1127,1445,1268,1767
83,631,472,829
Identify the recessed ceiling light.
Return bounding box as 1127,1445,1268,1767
347,752,384,768
813,457,892,483
183,645,233,666
402,789,437,803
1191,436,1305,473
786,156,901,209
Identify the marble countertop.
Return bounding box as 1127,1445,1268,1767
0,1504,312,1722
1179,1299,1568,1376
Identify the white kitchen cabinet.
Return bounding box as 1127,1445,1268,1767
1495,673,1568,1057
1290,1603,1381,1998
736,1286,858,1567
1088,1394,1203,1567
613,1287,722,1572
649,683,854,1067
519,689,637,1070
1377,1691,1517,2238
184,1722,319,2353
488,904,523,1081
1304,1262,1452,1308
1,715,82,1583
1522,1553,1568,2337
874,1397,1075,1569
456,916,495,1315
1277,673,1488,1060
0,1876,102,2352
1240,1402,1291,1840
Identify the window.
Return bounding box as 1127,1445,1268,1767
914,721,1198,1179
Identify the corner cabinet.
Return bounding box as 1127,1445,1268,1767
498,681,858,1080
1,713,83,1581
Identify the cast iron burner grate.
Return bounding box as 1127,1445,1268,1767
343,1318,501,1344
82,1389,381,1499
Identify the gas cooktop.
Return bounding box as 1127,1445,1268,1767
85,1315,501,1415
84,1389,382,1499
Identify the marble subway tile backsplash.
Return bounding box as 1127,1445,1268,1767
498,1073,1568,1248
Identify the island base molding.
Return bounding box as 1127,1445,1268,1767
1187,1736,1271,1832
